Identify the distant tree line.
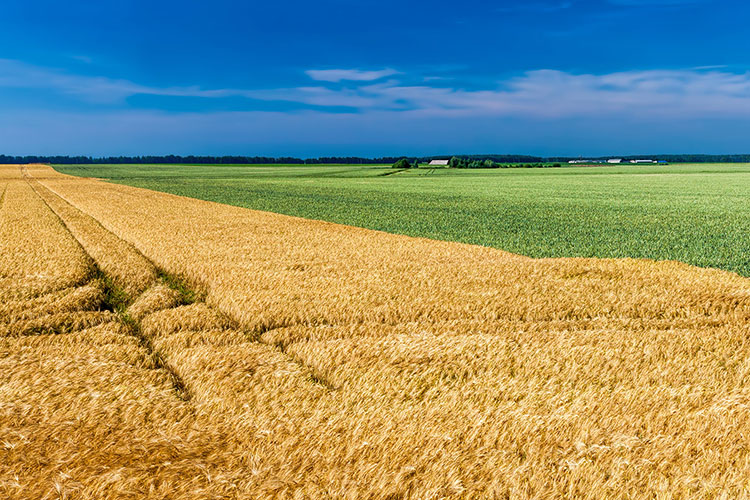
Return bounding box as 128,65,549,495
390,157,562,169
3,153,750,165
548,154,750,163
449,154,545,163
448,157,561,169
0,155,408,165
0,154,552,165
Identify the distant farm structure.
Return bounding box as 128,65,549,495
567,158,668,166
428,159,450,166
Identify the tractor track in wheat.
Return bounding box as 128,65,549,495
25,175,192,402
27,169,338,399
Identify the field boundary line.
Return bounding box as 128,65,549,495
378,168,408,177
297,166,372,178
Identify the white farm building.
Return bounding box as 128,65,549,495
428,159,450,166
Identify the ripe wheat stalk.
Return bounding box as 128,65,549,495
0,163,749,499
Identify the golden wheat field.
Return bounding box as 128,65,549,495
1,163,750,499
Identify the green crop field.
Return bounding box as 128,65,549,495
54,163,750,277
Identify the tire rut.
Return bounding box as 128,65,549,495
25,174,193,402
27,169,338,394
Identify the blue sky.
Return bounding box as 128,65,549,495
1,0,748,156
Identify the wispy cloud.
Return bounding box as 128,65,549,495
248,68,750,119
0,59,234,103
69,55,94,64
496,2,574,14
304,68,399,82
3,58,750,120
691,64,729,71
607,0,705,5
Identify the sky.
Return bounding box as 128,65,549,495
0,0,748,157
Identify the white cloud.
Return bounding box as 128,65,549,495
244,68,750,119
3,58,750,121
304,68,399,82
0,59,237,103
